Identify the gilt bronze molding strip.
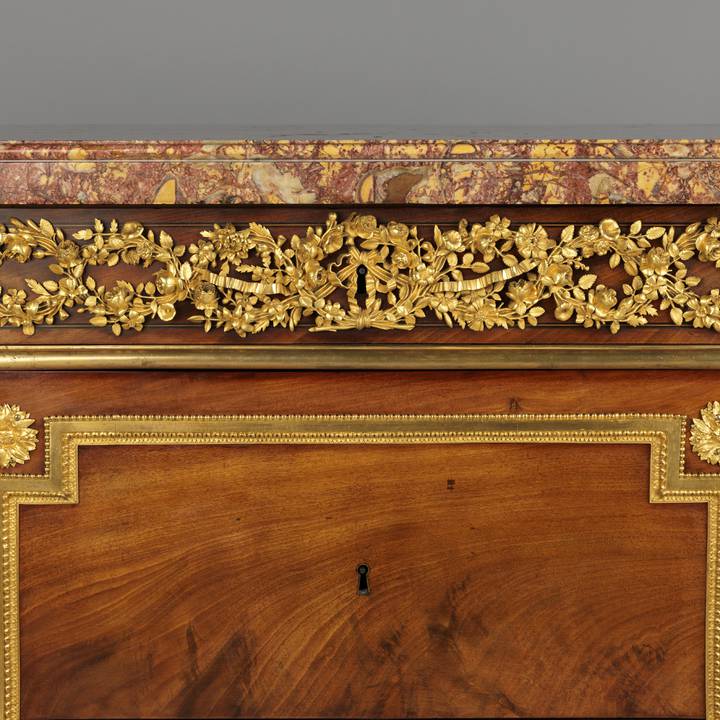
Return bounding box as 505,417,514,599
1,344,720,370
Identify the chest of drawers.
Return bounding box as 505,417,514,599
2,138,720,719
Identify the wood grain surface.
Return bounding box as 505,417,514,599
4,368,712,718
19,442,706,718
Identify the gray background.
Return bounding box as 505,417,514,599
2,0,719,139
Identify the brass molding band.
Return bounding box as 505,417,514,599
1,344,720,370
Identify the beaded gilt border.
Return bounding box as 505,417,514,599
0,412,718,719
3,214,720,336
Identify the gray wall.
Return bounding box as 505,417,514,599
2,0,719,138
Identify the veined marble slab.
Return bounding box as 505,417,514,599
1,138,720,204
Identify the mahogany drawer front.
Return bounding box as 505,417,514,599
2,369,717,719
3,202,720,719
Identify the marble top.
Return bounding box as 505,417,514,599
2,137,720,205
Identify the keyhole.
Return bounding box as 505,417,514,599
356,265,367,296
357,563,370,595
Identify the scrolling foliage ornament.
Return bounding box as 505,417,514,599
2,213,720,336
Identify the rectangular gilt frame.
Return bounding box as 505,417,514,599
1,413,719,719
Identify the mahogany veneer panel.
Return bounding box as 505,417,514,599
19,441,705,718
1,369,715,718
4,368,720,476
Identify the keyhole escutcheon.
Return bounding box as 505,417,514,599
356,265,368,296
357,563,370,595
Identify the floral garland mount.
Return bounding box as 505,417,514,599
1,213,720,337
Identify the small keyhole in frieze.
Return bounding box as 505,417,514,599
357,563,370,595
356,265,368,296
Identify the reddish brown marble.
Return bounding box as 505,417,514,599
1,138,720,204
